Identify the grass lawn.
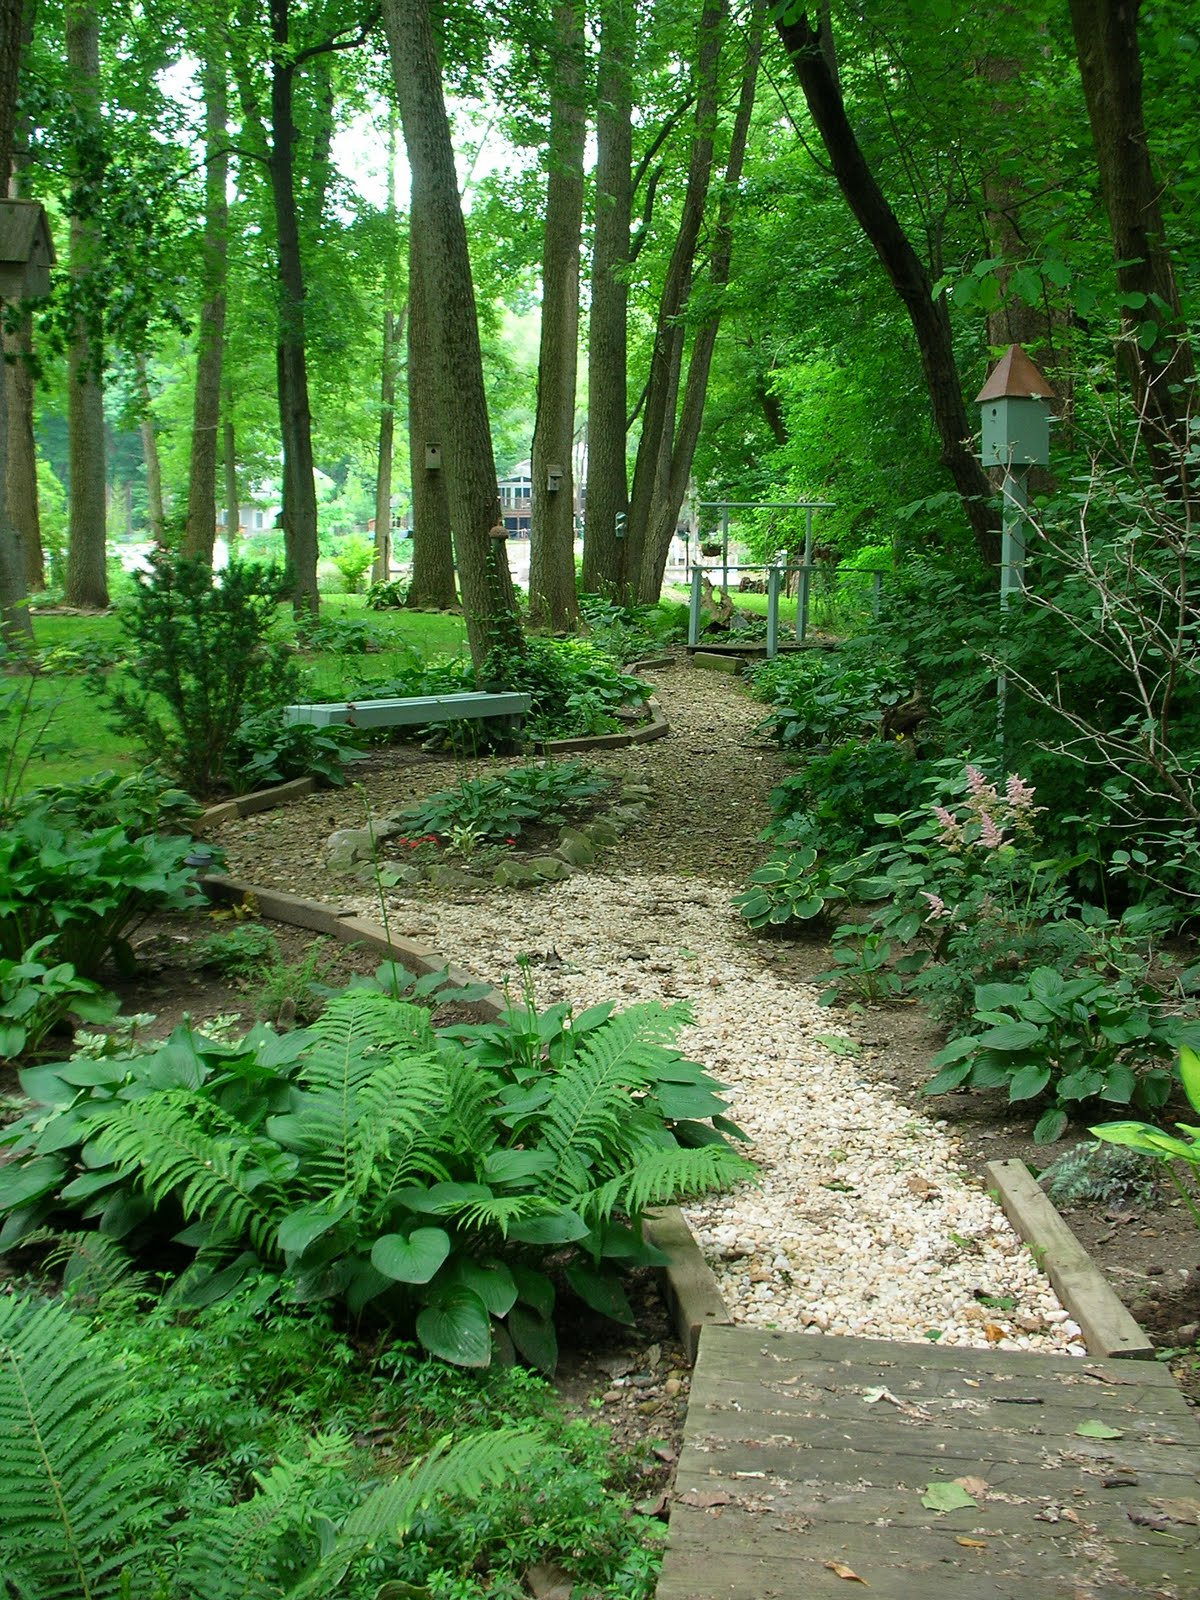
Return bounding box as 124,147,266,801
14,598,471,795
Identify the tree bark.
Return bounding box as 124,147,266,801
136,354,165,542
373,114,400,586
580,0,633,601
382,0,522,667
625,0,726,597
1067,0,1193,451
528,0,586,631
64,2,108,610
404,218,458,608
183,45,228,564
222,369,239,550
775,8,1000,566
269,0,320,614
4,0,42,599
639,0,764,601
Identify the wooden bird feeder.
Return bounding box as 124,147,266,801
975,344,1056,468
0,200,55,300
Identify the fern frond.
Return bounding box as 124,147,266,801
88,1093,292,1256
0,1295,161,1600
37,1231,151,1307
574,1003,693,1075
180,1433,355,1600
539,1054,642,1203
585,1144,757,1224
286,1429,541,1600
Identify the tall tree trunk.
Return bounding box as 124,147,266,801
222,368,239,551
405,219,457,608
184,45,228,564
5,0,42,597
382,0,522,667
0,0,31,644
373,114,400,586
528,0,586,631
136,355,165,542
269,0,319,614
775,8,1000,566
64,1,108,609
624,0,725,597
580,0,633,601
1067,0,1193,453
639,0,764,601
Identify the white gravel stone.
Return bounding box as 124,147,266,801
352,865,1083,1357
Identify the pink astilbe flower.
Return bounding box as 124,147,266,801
965,765,994,800
932,804,960,844
978,811,1005,850
921,891,951,920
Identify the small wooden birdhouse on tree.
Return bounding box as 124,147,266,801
975,344,1055,468
0,200,55,300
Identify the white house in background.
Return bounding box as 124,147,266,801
215,471,335,539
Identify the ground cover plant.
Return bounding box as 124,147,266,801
0,1283,666,1599
394,760,612,852
0,990,753,1369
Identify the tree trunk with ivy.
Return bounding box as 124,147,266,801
383,0,522,668
183,45,228,564
63,1,108,610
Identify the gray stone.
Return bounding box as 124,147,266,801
327,827,377,870
376,861,424,887
493,861,540,888
528,855,574,881
583,818,621,847
425,864,490,889
556,829,596,866
620,783,655,802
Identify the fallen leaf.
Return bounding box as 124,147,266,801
1150,1497,1200,1526
1076,1419,1124,1440
922,1481,978,1512
1082,1366,1137,1386
524,1563,574,1600
906,1174,939,1198
862,1385,894,1405
954,1476,990,1499
955,1537,988,1549
677,1489,731,1509
823,1560,868,1584
983,1323,1006,1344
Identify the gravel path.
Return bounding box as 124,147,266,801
312,663,1083,1358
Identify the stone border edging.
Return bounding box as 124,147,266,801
196,871,724,1365
691,651,747,676
197,699,670,831
987,1157,1155,1360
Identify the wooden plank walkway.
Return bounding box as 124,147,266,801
657,1327,1200,1600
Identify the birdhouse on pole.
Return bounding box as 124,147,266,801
975,344,1055,468
0,200,55,300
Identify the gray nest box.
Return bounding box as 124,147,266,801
975,344,1055,468
0,200,55,300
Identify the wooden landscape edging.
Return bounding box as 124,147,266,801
987,1157,1155,1359
195,698,668,831
197,872,728,1362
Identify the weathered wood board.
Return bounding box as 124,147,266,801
656,1327,1200,1599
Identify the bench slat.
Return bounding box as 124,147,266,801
283,692,531,729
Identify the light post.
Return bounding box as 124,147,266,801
975,344,1055,766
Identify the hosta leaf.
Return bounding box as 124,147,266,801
506,1303,558,1374
1076,1419,1123,1439
0,1155,66,1211
450,1258,518,1317
416,1288,492,1367
277,1196,355,1257
511,1263,555,1319
1008,1064,1052,1102
508,1208,589,1245
372,1228,452,1284
565,1262,635,1325
978,1021,1042,1052
922,1481,977,1512
1033,1107,1069,1143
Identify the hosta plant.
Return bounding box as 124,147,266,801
1092,1046,1200,1228
0,940,117,1062
0,991,754,1369
734,844,876,931
924,967,1200,1143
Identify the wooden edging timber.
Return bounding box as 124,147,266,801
986,1157,1155,1360
197,699,670,831
196,872,726,1365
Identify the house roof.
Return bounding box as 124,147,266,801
975,344,1056,403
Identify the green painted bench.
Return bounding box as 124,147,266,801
282,691,531,730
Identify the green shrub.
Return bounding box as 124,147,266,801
0,814,201,976
482,636,652,740
14,764,201,836
0,939,117,1061
331,537,375,594
767,739,928,855
366,576,410,610
748,650,909,752
101,553,301,797
396,759,610,844
226,713,362,792
0,991,753,1366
